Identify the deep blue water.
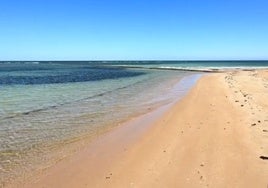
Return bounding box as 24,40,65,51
0,63,145,85
1,60,268,86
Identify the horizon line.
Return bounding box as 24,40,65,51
1,59,268,62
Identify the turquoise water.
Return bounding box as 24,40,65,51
0,61,196,185
0,60,267,185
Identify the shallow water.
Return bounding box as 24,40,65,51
2,60,268,185
0,62,197,185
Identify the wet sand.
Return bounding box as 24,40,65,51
10,70,268,188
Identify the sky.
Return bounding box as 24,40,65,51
0,0,268,60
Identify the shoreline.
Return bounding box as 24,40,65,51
0,69,193,187
7,70,268,187
5,72,202,188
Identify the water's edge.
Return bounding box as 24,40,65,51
3,73,204,188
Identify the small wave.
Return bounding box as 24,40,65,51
108,65,218,72
22,61,40,65
27,62,39,65
112,65,268,72
153,66,217,72
156,66,268,72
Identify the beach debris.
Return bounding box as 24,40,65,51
258,120,261,123
235,100,239,102
263,130,268,132
251,123,256,126
259,156,268,160
241,105,244,107
200,164,204,167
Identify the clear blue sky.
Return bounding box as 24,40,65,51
0,0,268,60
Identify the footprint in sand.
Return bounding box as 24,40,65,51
105,173,113,179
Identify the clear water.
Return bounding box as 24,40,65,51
1,60,267,185
0,61,196,185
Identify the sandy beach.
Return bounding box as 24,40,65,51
11,70,268,188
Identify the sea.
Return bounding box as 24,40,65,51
0,60,267,186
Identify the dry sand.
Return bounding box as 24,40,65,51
13,70,268,188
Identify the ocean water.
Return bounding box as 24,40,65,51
0,61,267,185
0,61,196,185
98,60,268,71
